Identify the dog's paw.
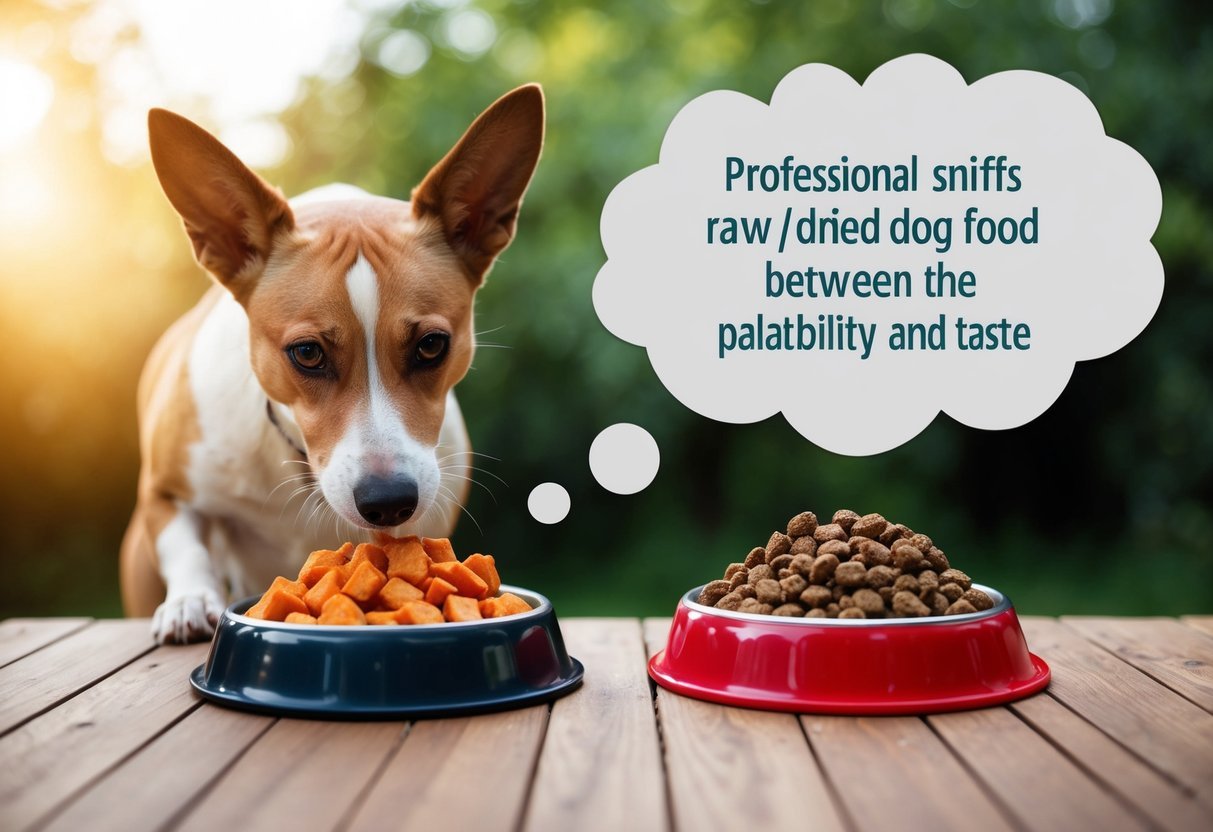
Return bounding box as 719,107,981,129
152,589,225,644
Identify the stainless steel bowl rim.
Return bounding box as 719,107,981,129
682,582,1010,626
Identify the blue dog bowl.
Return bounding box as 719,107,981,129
189,585,583,719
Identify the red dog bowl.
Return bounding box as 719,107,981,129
649,583,1049,714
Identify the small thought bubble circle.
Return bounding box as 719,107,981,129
589,423,660,494
528,482,570,524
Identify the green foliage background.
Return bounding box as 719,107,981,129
3,0,1211,618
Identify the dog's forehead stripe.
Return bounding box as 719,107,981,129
345,253,398,441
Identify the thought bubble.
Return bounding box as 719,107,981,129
589,423,660,494
527,482,570,524
593,54,1163,455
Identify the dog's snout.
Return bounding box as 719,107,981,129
353,475,419,527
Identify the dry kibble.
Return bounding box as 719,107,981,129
962,588,994,611
809,553,840,584
814,523,847,543
790,553,814,575
766,531,792,560
747,564,774,584
698,580,732,606
755,578,783,605
945,598,978,616
715,592,743,611
800,585,833,609
851,513,888,539
892,544,926,573
702,510,992,620
856,539,893,566
922,589,950,616
790,536,818,557
834,561,867,588
780,574,808,597
738,598,775,615
787,511,818,537
939,582,964,602
832,509,861,533
852,588,885,617
940,569,972,591
817,539,851,558
893,590,931,617
866,565,898,589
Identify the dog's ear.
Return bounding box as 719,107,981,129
148,109,294,298
411,84,544,283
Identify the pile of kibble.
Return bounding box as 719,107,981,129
697,510,995,619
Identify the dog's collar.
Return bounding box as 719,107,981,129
266,400,307,460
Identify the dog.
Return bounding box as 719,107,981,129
120,85,544,644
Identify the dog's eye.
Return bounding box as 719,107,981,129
287,342,326,373
414,332,449,367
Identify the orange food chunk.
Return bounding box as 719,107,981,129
341,560,388,604
481,593,533,618
379,577,424,609
395,600,444,625
246,588,308,621
430,561,489,600
382,536,431,585
284,612,318,625
424,576,458,607
297,546,352,585
349,542,389,573
304,569,344,617
365,611,400,626
462,554,500,597
318,594,366,625
443,594,483,622
421,537,458,563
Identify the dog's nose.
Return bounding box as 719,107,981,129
353,475,418,527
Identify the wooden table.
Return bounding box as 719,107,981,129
2,615,1211,832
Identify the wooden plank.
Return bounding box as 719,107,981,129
1013,692,1213,832
641,618,847,832
41,705,273,832
1182,616,1213,637
1020,617,1213,805
523,618,668,832
0,642,208,831
1063,616,1213,712
805,715,1015,832
929,704,1150,831
0,619,154,735
175,718,405,832
0,617,91,668
345,706,549,831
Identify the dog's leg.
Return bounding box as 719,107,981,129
121,494,224,643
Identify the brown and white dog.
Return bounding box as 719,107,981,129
121,85,544,644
